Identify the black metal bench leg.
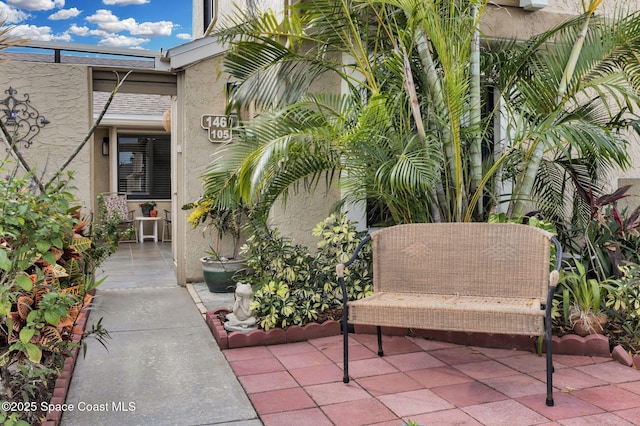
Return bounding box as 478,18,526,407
377,326,383,357
546,319,554,406
342,305,350,383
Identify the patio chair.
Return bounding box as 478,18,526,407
101,192,137,243
162,209,172,242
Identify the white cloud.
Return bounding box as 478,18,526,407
10,23,71,41
67,23,88,36
0,2,30,23
86,9,173,38
48,7,80,20
88,29,108,37
102,0,150,5
98,33,149,48
130,21,172,37
85,9,132,32
176,33,191,41
6,0,64,12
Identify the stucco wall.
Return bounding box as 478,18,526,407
92,128,110,198
266,67,343,248
177,47,344,281
178,54,232,282
485,0,640,40
267,178,341,248
0,61,92,211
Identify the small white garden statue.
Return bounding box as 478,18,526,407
224,282,258,332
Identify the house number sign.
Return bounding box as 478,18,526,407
201,114,234,143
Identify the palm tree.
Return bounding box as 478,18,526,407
207,0,480,223
204,0,640,228
485,0,638,225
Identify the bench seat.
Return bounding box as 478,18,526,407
349,292,545,335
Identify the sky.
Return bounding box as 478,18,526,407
0,0,192,51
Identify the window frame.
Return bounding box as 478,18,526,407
115,131,171,201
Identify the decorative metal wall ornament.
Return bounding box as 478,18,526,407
0,86,50,148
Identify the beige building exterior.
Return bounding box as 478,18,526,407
1,0,639,285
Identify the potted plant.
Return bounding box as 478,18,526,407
558,259,612,336
183,197,247,292
138,201,157,217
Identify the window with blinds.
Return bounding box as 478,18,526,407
117,134,171,200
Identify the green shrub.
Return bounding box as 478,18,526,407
238,213,372,330
581,204,640,280
312,213,373,303
241,227,322,330
603,263,640,338
0,167,117,424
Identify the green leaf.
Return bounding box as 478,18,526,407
36,240,52,253
44,311,61,325
25,343,42,363
0,250,11,272
15,274,33,291
19,327,35,344
69,236,92,252
5,316,14,335
41,251,56,266
27,310,39,323
0,298,10,316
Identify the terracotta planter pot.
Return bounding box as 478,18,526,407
571,313,607,337
150,209,158,217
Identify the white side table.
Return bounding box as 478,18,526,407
136,216,162,243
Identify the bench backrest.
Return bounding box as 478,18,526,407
371,223,553,300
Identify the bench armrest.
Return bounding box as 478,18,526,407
546,235,564,324
336,234,371,277
337,234,371,304
548,236,563,292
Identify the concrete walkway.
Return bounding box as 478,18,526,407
62,242,260,426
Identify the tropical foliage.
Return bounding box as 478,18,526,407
237,214,372,330
604,263,640,344
562,185,640,281
189,0,640,353
0,21,129,423
0,165,121,424
182,196,248,259
203,0,640,230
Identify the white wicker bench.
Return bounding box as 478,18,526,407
337,222,562,406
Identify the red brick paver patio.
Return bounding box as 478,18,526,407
224,334,640,425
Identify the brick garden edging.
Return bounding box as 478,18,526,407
42,294,93,426
206,308,341,349
206,308,640,369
